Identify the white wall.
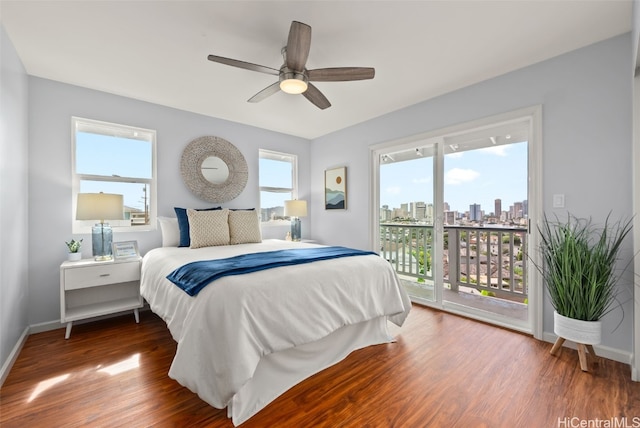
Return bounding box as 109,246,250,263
310,34,634,355
632,0,640,381
634,0,639,71
27,77,311,327
0,25,29,381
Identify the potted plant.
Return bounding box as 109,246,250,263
536,213,632,369
65,239,83,261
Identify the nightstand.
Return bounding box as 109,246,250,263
60,257,143,339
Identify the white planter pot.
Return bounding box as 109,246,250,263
68,252,82,262
553,311,601,345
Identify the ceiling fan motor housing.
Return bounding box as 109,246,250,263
279,67,309,94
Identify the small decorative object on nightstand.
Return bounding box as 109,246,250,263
65,238,83,261
60,257,143,339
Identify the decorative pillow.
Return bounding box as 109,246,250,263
174,206,221,247
187,209,230,248
229,210,262,245
157,216,180,247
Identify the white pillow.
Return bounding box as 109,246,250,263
157,216,180,247
187,208,230,248
229,210,262,244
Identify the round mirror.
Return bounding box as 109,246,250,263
201,156,230,184
180,136,248,203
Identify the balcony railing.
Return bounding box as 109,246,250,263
380,223,528,301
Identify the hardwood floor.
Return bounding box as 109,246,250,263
1,306,639,427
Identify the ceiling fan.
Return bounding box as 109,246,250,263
207,21,375,110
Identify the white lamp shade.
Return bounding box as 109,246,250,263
76,193,124,222
284,200,307,217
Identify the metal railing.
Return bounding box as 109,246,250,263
380,223,528,300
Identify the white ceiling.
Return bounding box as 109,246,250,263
0,1,632,139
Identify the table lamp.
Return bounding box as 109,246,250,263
76,192,124,260
284,199,307,242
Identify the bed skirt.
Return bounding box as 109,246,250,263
226,316,392,426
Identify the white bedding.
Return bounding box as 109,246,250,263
141,239,411,425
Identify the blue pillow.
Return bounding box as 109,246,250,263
174,206,221,247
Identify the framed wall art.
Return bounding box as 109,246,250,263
325,166,346,210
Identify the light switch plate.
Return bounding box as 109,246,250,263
553,194,565,208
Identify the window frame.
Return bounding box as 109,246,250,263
259,149,298,226
71,116,158,233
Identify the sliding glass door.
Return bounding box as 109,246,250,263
374,112,537,333
379,139,441,304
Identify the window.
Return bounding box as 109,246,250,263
259,149,297,224
72,117,157,232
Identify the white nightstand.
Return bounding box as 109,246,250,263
60,257,143,339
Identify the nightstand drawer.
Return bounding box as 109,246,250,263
64,262,140,290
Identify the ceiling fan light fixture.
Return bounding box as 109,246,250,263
280,72,308,94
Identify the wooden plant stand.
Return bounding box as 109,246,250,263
550,337,597,371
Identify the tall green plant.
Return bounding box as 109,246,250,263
537,213,632,321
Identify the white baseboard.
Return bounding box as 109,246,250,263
0,326,29,387
29,319,65,335
541,331,632,366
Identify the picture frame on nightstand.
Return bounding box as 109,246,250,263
112,240,139,260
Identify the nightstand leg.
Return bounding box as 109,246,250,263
65,322,72,339
134,308,140,324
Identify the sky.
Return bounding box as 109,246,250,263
76,132,152,211
380,141,527,214
259,157,293,209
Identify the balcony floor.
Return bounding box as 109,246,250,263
400,278,528,322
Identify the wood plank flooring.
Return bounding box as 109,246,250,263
1,306,639,427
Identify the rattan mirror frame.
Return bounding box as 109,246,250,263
180,136,248,203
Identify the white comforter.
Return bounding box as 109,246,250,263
141,240,411,417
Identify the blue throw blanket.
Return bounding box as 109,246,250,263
167,246,377,296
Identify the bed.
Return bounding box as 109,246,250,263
141,237,411,425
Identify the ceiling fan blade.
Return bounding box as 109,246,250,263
302,83,331,110
307,67,375,82
207,54,279,76
286,21,311,72
248,81,281,103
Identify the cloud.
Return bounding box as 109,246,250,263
386,186,402,195
479,145,509,156
412,177,431,184
445,168,480,185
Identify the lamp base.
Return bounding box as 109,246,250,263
92,223,113,261
290,217,301,242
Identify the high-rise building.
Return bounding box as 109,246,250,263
469,203,482,221
513,201,524,219
400,203,409,218
494,199,502,218
425,203,434,224
445,211,457,225
415,201,426,220
380,205,392,221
